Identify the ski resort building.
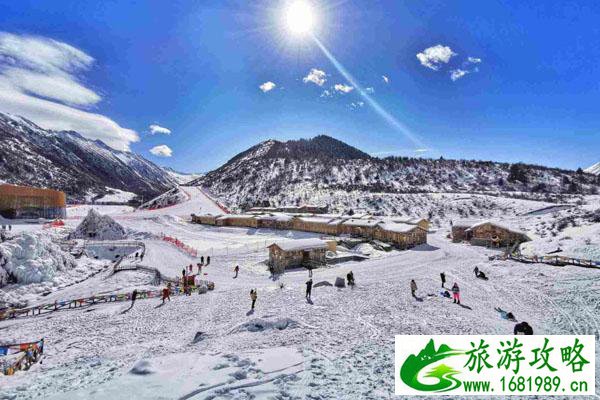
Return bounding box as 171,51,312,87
395,217,430,231
338,218,381,238
191,213,222,225
268,238,335,272
248,204,328,214
215,214,258,228
0,184,66,220
292,216,339,235
452,220,530,247
255,214,294,230
373,223,427,249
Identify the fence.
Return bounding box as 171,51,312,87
161,235,198,257
0,280,214,321
507,253,600,269
0,338,44,376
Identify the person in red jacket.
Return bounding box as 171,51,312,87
161,284,171,304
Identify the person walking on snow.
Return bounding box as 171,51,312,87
347,271,355,286
410,280,417,297
440,272,446,288
131,289,138,307
182,268,186,279
250,289,257,310
206,256,210,265
473,266,479,277
201,256,204,265
234,265,240,278
140,253,144,262
197,263,202,274
452,282,461,304
161,285,171,304
306,278,313,299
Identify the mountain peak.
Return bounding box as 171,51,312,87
263,135,371,161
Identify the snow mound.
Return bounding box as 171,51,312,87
230,317,301,333
71,209,126,240
0,232,76,286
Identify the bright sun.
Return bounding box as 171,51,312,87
285,1,315,35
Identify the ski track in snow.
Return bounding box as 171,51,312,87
1,190,599,399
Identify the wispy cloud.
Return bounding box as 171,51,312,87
450,69,468,81
467,57,482,64
382,75,389,84
334,83,353,94
415,148,429,153
149,124,171,135
303,68,326,86
416,45,456,70
350,101,365,109
365,87,375,94
149,144,173,157
0,31,138,151
320,89,332,98
259,81,276,93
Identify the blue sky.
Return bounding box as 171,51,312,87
0,0,599,172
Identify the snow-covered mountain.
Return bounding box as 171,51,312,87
192,135,600,212
585,162,600,175
0,112,176,201
161,167,204,185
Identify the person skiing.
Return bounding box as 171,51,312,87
161,285,171,304
250,289,257,310
514,321,533,335
131,289,138,307
206,256,210,265
188,264,193,274
200,256,204,265
410,279,417,297
197,263,202,274
440,272,446,287
346,271,355,286
473,266,479,277
452,282,461,304
234,265,240,278
306,278,313,299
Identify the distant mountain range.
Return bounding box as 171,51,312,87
191,135,600,212
0,112,176,201
585,162,600,175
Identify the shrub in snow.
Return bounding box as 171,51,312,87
70,209,126,240
0,232,76,286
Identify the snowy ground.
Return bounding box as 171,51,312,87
1,190,599,399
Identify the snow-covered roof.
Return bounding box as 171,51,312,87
453,219,484,228
377,223,419,233
341,218,382,227
217,214,256,220
297,216,332,224
268,238,329,252
395,217,427,225
257,213,294,222
466,220,530,237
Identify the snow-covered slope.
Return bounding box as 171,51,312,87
585,162,600,175
192,135,600,212
0,112,176,201
162,167,203,185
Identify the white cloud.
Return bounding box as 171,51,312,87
382,75,389,84
320,89,332,98
450,69,469,81
303,68,326,86
415,148,429,153
0,32,138,151
149,144,173,157
416,45,456,70
334,83,354,94
350,101,365,109
149,124,172,135
467,57,482,64
365,87,375,94
259,81,276,93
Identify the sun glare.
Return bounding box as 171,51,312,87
285,1,315,35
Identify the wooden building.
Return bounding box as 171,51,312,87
338,218,382,238
292,216,339,235
0,184,66,220
215,214,258,228
191,213,222,226
452,220,530,247
268,238,333,272
373,223,427,249
256,214,294,230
